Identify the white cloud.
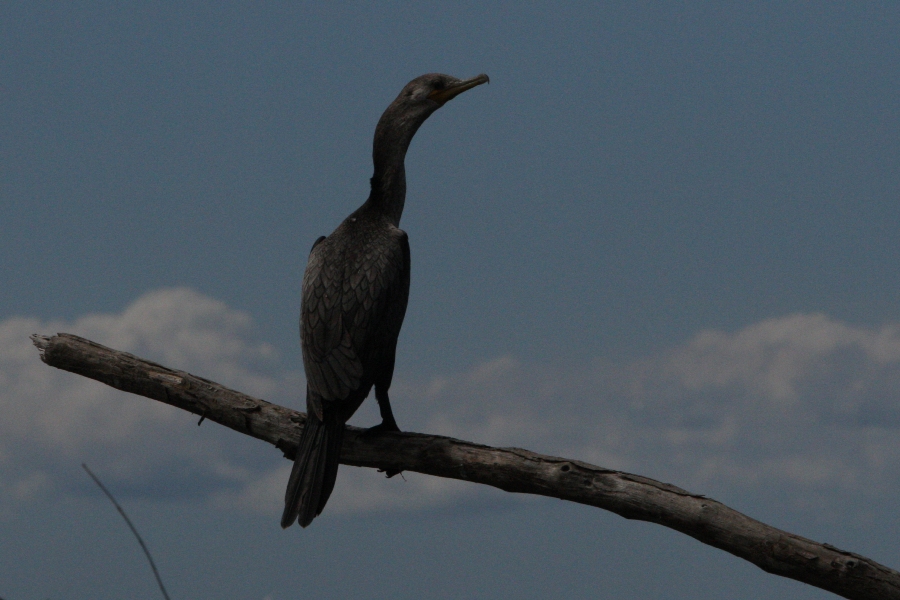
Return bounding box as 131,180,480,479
4,290,900,521
391,313,900,507
0,288,292,512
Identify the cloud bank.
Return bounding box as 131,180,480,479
3,289,900,520
398,314,900,505
0,289,289,508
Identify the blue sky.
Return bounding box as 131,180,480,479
2,3,899,599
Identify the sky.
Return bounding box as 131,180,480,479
2,2,899,599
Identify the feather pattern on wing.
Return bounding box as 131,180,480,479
300,216,410,412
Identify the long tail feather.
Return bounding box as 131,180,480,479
281,409,344,528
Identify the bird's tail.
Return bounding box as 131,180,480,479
281,406,344,528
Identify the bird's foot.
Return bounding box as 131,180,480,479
360,420,402,477
361,419,401,436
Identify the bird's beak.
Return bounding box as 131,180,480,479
428,74,490,104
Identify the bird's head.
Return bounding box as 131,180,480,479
379,73,490,128
397,73,490,108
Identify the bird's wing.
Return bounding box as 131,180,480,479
301,227,409,404
345,229,410,361
364,229,410,387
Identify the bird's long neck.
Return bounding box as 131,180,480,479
364,105,430,226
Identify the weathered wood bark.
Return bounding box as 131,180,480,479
31,332,900,600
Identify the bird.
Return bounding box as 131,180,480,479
281,73,489,528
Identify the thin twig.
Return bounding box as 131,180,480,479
82,463,171,600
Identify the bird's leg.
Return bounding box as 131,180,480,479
364,385,401,434
360,386,402,477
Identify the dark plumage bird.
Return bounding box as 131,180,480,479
281,73,489,528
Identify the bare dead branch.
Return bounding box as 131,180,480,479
82,463,171,600
31,332,900,600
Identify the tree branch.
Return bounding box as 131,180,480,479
31,332,900,600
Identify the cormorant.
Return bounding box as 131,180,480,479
281,73,489,528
